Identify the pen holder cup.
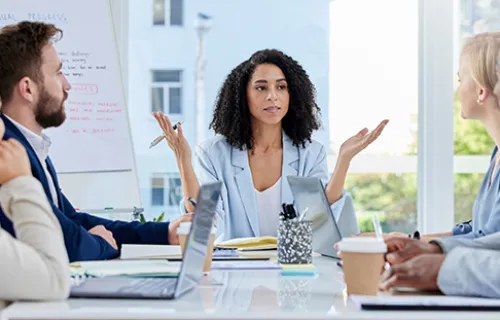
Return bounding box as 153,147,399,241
277,220,313,265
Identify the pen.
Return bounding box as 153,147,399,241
298,207,309,222
372,215,383,240
281,203,289,220
281,203,287,216
286,204,297,220
149,120,184,149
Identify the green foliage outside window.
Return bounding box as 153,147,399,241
350,95,493,233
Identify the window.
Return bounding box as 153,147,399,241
167,174,183,207
329,0,418,233
153,0,165,25
151,177,165,206
152,0,183,26
170,0,183,26
454,0,498,224
151,70,183,114
168,87,182,114
150,174,181,209
151,87,164,112
345,174,417,234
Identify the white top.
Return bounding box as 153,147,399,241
254,177,282,237
4,115,59,207
0,176,69,309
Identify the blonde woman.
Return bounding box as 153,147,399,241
0,118,69,308
379,32,500,297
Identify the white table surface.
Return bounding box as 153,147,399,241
2,256,500,320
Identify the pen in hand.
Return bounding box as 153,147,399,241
149,120,184,149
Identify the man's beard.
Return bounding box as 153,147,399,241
35,87,68,129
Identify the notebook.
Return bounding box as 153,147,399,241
70,260,180,278
238,250,278,259
120,244,182,260
215,236,277,251
211,260,281,270
351,295,500,311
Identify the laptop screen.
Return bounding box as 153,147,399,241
287,176,343,258
174,182,222,298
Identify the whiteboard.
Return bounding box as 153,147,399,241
0,0,141,210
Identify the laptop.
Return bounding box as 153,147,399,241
70,181,222,300
286,176,359,259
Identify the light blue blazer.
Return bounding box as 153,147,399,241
182,134,355,241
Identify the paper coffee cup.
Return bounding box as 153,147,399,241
337,237,387,296
178,222,216,273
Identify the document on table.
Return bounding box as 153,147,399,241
120,244,182,259
211,260,280,270
70,260,180,277
351,295,500,311
216,236,277,251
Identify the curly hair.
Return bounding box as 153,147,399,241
0,21,62,104
210,49,321,150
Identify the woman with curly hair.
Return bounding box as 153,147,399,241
154,49,388,240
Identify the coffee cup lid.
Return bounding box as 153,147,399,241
337,237,387,253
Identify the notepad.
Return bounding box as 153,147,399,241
120,244,182,260
215,236,277,251
280,264,318,276
69,260,180,278
211,260,281,270
351,295,500,311
238,249,278,259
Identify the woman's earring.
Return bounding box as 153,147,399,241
477,98,484,105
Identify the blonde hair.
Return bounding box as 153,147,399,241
461,32,500,102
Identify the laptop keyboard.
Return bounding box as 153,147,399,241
119,278,176,296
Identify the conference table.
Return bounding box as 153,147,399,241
2,256,499,320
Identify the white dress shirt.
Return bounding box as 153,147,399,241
4,115,59,207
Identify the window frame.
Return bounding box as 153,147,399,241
152,0,166,26
327,0,457,234
166,173,183,207
152,0,183,26
151,176,165,207
151,70,183,115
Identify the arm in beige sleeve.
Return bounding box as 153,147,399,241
0,176,70,301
